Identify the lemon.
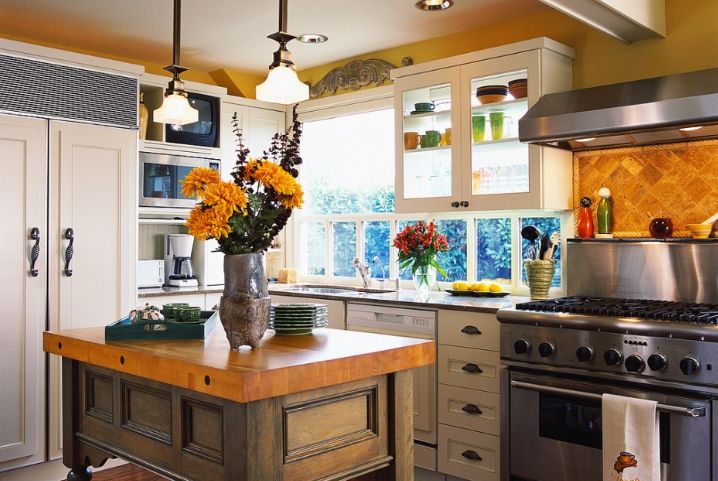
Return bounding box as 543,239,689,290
471,282,489,292
489,282,504,293
452,281,470,291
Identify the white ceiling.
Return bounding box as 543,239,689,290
0,0,549,74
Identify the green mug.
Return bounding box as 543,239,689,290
421,130,441,148
489,112,513,140
472,115,486,143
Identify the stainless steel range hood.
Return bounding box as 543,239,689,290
519,68,718,150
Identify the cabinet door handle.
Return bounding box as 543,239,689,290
461,363,482,374
460,200,469,208
29,227,40,277
461,325,481,335
461,450,482,461
450,201,460,208
461,403,483,415
64,228,74,277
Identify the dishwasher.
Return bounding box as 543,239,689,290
346,302,438,471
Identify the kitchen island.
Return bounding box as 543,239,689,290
43,326,435,481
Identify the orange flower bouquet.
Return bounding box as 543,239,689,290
183,113,303,255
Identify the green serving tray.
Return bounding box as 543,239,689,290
105,310,218,341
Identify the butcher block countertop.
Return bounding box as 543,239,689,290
43,327,435,404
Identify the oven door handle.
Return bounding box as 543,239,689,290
510,380,706,418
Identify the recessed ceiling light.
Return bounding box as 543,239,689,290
297,33,328,43
679,126,704,132
576,137,596,143
415,0,454,11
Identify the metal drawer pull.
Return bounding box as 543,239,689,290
461,450,482,461
29,227,40,277
511,380,706,418
461,325,481,335
461,403,483,415
461,363,483,374
64,228,74,277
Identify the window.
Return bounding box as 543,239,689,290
293,88,568,294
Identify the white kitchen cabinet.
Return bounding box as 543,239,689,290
221,96,286,180
0,115,47,470
392,37,575,214
47,121,137,459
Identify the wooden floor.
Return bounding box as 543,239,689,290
66,465,166,481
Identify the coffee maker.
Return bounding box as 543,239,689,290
163,234,198,287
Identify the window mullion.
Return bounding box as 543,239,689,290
466,214,477,283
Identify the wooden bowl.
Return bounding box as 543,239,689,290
508,79,528,99
686,223,713,238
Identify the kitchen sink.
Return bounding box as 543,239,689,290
280,284,397,295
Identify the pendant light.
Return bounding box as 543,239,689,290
256,0,310,105
153,0,198,125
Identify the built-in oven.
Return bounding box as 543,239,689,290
139,151,220,209
508,370,712,481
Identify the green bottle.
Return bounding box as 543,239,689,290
597,187,612,235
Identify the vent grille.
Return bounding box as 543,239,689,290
0,54,137,128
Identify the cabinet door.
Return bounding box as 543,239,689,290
247,107,286,159
48,121,137,458
395,67,462,213
460,51,542,210
220,101,250,180
0,114,47,469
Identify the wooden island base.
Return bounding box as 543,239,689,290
46,328,434,481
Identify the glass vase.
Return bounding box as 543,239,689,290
413,265,437,297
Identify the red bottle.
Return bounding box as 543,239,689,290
577,197,595,238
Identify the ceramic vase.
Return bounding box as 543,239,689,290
139,92,149,140
413,265,437,297
219,253,271,350
524,259,555,300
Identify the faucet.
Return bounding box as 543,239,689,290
372,256,386,282
353,257,371,288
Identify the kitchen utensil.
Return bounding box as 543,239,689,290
421,130,441,148
597,187,613,235
476,85,508,104
577,197,595,238
701,212,718,225
164,234,198,287
649,218,673,238
508,78,528,98
442,128,452,146
543,232,560,260
489,112,513,140
404,131,420,150
521,225,541,260
174,306,202,322
414,102,435,112
538,233,550,260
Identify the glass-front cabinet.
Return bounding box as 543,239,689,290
394,68,462,212
392,38,575,213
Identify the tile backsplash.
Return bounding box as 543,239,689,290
573,140,718,236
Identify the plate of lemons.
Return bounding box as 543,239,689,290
446,281,510,297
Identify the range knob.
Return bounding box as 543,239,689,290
538,342,556,358
514,339,531,355
604,349,623,366
625,355,646,373
680,356,700,376
576,345,593,363
647,353,668,371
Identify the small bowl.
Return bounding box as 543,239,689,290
174,306,202,322
413,102,435,112
161,303,189,318
686,223,713,238
476,85,508,104
508,79,528,98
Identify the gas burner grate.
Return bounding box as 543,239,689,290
515,296,718,324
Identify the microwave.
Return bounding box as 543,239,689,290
139,152,220,209
165,92,220,147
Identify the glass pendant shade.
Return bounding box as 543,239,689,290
256,65,309,104
153,92,198,125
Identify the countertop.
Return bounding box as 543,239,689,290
139,283,528,313
43,327,435,404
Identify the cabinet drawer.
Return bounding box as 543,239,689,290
438,384,499,436
438,310,499,351
438,424,499,481
438,346,500,393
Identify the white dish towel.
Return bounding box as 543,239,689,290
602,393,660,481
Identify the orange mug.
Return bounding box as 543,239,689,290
404,131,420,150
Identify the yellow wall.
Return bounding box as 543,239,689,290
299,0,718,92
3,0,718,96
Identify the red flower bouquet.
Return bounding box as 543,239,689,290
394,221,450,283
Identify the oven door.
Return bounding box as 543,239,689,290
139,152,219,208
509,370,711,481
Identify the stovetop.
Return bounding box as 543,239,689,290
516,296,718,324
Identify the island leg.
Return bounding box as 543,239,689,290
389,370,414,481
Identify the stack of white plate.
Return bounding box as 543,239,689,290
270,303,329,335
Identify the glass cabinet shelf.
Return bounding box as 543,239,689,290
471,98,527,115
405,145,452,154
403,110,452,120
472,136,519,147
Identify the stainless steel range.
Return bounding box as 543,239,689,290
497,239,718,481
